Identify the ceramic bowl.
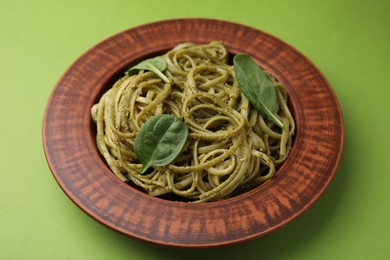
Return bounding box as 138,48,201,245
43,18,344,248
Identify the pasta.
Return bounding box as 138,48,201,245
91,41,295,202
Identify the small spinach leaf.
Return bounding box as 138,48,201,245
233,54,283,128
125,56,170,83
134,114,188,174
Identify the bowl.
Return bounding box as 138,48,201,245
42,18,344,248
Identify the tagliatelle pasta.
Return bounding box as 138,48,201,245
91,41,295,202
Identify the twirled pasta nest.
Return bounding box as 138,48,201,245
91,41,295,202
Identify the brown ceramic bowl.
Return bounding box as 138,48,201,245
42,18,344,248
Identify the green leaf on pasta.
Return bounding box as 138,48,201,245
134,114,188,174
126,56,170,83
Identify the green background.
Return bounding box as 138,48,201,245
1,0,389,259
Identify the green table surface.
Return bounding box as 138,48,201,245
1,0,389,259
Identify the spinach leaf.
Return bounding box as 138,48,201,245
125,56,170,83
134,114,188,174
233,54,284,128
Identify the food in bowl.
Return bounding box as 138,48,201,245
91,41,295,202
